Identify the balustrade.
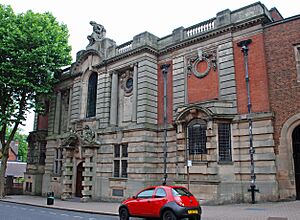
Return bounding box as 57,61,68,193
184,18,215,38
116,40,133,54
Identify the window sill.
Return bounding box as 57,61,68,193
109,177,128,181
218,161,234,165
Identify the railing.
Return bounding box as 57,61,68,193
184,18,215,38
116,40,133,54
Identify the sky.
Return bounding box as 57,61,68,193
1,0,298,134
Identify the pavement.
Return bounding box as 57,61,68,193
0,195,300,220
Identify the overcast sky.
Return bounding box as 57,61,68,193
2,0,298,134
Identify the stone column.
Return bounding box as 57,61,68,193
54,91,61,134
132,63,138,122
110,71,118,126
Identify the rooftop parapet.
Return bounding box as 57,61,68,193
75,2,275,65
111,2,273,56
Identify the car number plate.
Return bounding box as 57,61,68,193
188,210,198,214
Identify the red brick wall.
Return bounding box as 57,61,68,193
187,60,219,103
264,18,300,152
158,61,173,125
269,8,283,22
8,148,17,161
37,115,48,130
234,33,270,114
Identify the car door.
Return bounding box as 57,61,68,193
151,187,168,217
128,188,155,217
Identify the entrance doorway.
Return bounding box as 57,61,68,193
293,125,300,200
75,162,83,197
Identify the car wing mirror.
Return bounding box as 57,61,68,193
132,196,137,199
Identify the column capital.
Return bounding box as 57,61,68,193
109,70,118,75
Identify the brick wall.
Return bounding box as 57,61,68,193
37,115,48,130
264,18,300,152
8,148,17,161
187,61,219,104
157,61,173,125
234,33,270,114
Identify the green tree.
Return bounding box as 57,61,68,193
0,4,72,198
15,130,28,162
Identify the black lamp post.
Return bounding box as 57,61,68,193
237,39,259,204
161,64,170,185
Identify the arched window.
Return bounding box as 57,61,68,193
86,72,98,117
187,119,207,157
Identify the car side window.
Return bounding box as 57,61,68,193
137,188,155,198
154,188,167,198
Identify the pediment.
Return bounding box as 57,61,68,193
71,49,103,75
175,100,236,123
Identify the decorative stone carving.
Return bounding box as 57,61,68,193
61,125,100,148
87,21,106,47
61,130,79,148
120,70,133,96
187,49,217,78
82,125,96,144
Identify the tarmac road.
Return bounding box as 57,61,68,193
0,201,118,220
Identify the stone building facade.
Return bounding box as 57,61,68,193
24,2,300,204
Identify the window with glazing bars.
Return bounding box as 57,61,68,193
218,123,232,162
54,148,63,175
86,72,98,118
187,119,207,155
39,141,46,165
113,144,128,178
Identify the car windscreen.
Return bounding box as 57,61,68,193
172,187,193,197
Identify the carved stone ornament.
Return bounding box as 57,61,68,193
120,70,133,96
62,125,101,148
87,21,106,47
187,49,217,78
61,130,79,148
80,125,101,146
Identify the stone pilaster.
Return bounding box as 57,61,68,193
132,63,138,122
54,91,61,134
67,88,73,129
110,71,118,126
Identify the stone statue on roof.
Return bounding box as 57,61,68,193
87,21,106,47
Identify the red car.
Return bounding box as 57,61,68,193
119,185,201,220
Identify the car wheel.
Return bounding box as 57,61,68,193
162,210,176,220
119,207,130,220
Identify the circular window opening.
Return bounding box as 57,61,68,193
125,78,133,93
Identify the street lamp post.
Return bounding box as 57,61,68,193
237,39,259,204
161,64,170,185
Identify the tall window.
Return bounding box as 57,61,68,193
114,143,128,178
39,141,46,165
54,148,63,175
218,123,232,162
187,119,207,160
86,72,98,117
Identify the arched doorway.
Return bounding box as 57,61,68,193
75,162,83,197
293,125,300,200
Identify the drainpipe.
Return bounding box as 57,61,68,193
237,39,259,204
161,64,170,185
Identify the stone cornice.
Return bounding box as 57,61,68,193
94,45,159,68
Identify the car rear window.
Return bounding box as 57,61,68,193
172,188,193,197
